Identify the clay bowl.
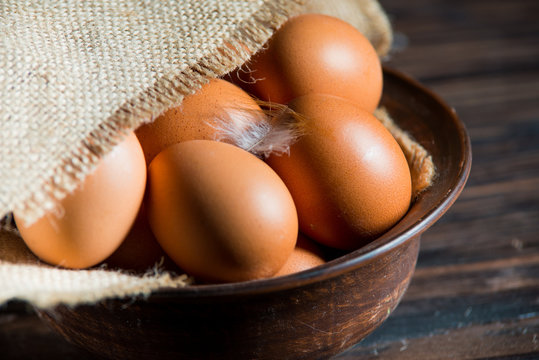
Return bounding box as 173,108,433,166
38,67,472,360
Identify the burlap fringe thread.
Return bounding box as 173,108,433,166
0,0,435,309
5,0,306,227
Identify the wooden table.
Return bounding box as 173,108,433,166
338,0,539,358
1,0,538,358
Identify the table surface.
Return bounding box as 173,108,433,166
2,0,539,359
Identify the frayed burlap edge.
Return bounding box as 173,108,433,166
11,0,306,227
0,262,191,309
0,219,193,309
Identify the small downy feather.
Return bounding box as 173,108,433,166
210,102,305,159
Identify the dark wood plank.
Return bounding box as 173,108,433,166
383,0,539,81
0,301,95,360
338,316,539,359
339,0,539,358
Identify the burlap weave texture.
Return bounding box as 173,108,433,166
0,0,306,226
0,0,306,307
0,1,424,309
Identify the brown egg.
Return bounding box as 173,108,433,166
274,234,326,277
135,78,266,164
15,132,147,269
103,202,179,273
147,140,298,283
229,13,382,111
266,94,412,250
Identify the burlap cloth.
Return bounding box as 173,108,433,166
0,0,433,308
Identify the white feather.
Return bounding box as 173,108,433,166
209,104,304,158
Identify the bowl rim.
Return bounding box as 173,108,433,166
149,67,472,300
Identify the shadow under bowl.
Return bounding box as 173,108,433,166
38,67,472,360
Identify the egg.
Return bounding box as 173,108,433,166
266,94,412,250
147,140,298,283
15,132,147,269
103,202,179,273
135,78,266,164
229,13,382,111
274,234,326,277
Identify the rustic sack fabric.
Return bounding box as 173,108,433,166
1,0,306,226
0,0,429,308
0,224,191,308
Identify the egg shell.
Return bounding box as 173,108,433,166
266,94,412,250
103,202,180,273
135,78,266,164
274,233,326,277
15,132,147,269
147,140,298,283
230,13,382,111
